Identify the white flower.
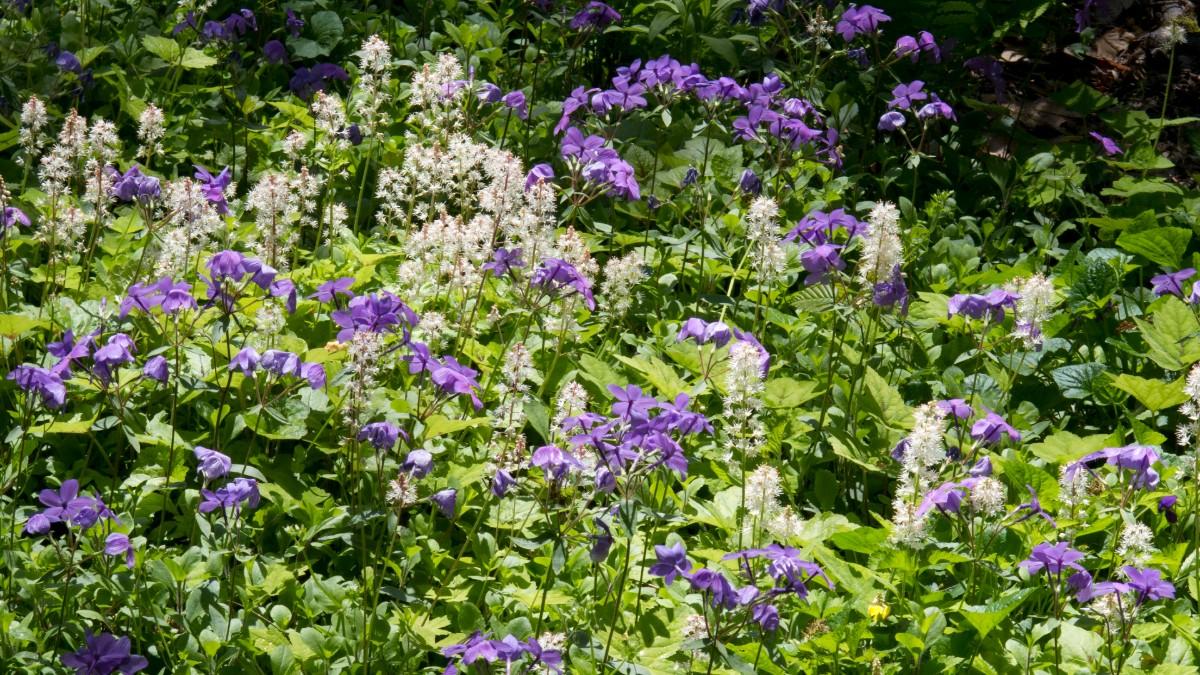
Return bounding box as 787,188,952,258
745,465,781,517
969,477,1006,516
599,251,645,317
1007,274,1057,349
137,103,166,158
860,201,902,285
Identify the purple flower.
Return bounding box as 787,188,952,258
1159,495,1178,524
105,533,136,568
836,4,890,41
570,1,620,30
800,244,845,285
969,456,993,477
724,544,832,599
430,356,484,410
607,384,658,420
478,82,502,103
531,444,584,480
1020,542,1085,576
688,568,739,609
491,469,516,498
917,94,955,121
331,291,418,342
649,542,691,585
501,90,528,119
916,481,967,517
358,421,401,451
888,81,928,110
264,39,288,64
877,111,905,131
142,355,168,383
198,477,260,514
482,248,525,278
61,632,147,675
285,8,305,37
194,446,232,481
1066,444,1161,490
872,265,909,313
230,347,260,374
937,398,973,420
310,277,355,304
260,350,302,377
27,479,113,533
1089,131,1122,156
971,412,1020,445
8,364,67,409
531,258,595,310
738,170,762,195
93,334,135,384
109,166,161,202
785,209,868,245
965,56,1008,102
2,206,30,230
676,318,733,347
1123,566,1175,605
194,165,232,214
56,51,82,73
1151,268,1194,297
289,63,349,100
1013,484,1057,527
402,449,433,478
525,164,554,191
431,488,457,517
896,32,940,62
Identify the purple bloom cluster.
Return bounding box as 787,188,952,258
560,128,640,201
108,166,161,202
24,479,115,534
1150,268,1196,299
202,8,257,42
879,80,955,132
442,631,564,674
194,446,232,482
570,1,620,30
201,250,297,313
947,289,1019,322
895,31,941,62
531,257,596,310
676,317,732,347
289,63,349,100
194,165,232,214
331,291,418,342
2,206,30,231
405,342,483,409
1065,444,1161,490
8,363,67,408
199,476,261,514
120,277,195,318
836,4,891,41
61,632,147,675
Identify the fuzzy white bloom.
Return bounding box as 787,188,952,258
57,109,88,163
246,172,299,267
153,177,225,277
19,96,48,164
86,118,120,165
1007,274,1057,349
359,34,392,76
969,477,1006,516
766,506,805,541
552,381,589,435
1117,522,1156,565
889,496,928,547
409,53,466,133
395,212,493,300
553,226,598,285
39,206,87,263
386,473,418,508
860,201,903,285
1058,463,1092,509
283,131,309,159
681,614,709,641
312,92,349,150
37,152,73,197
901,402,948,477
354,34,393,133
599,251,645,317
745,465,781,517
744,196,787,286
137,103,166,159
725,341,765,410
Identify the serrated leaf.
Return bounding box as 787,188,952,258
142,35,181,62
1027,430,1111,464
180,48,218,69
863,367,912,429
1117,227,1192,268
1050,363,1107,400
960,588,1034,639
1110,373,1189,411
0,313,47,338
615,354,688,399
763,377,819,408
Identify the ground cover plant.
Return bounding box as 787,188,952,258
0,0,1199,672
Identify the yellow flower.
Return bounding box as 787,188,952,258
868,598,890,623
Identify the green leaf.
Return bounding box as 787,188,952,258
1116,227,1192,268
1110,373,1189,411
0,313,47,338
142,35,181,62
311,11,344,50
959,588,1034,638
614,354,688,399
763,377,819,408
424,415,489,439
863,367,913,429
180,48,218,69
1134,296,1200,371
1050,363,1108,400
1027,430,1111,464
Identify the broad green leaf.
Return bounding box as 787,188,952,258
424,415,488,438
1027,430,1111,464
763,377,819,408
1117,227,1191,268
0,313,47,338
1110,373,1189,411
142,35,181,62
959,588,1033,638
180,48,218,69
1050,363,1107,400
1134,296,1200,371
615,354,688,398
863,367,913,429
